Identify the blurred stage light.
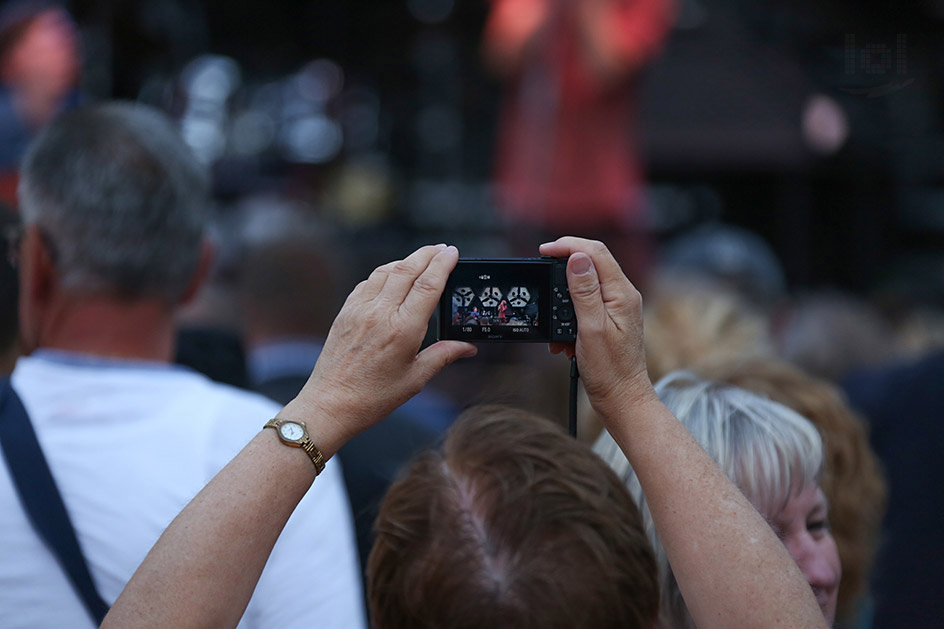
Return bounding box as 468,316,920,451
802,94,849,155
181,55,241,101
231,110,277,156
280,115,343,163
181,117,226,164
295,59,344,104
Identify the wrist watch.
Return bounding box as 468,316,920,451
263,417,326,475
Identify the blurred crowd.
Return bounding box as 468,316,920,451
1,0,943,628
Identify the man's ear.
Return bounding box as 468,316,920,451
18,224,58,352
178,238,215,306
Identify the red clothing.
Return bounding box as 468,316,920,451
490,0,672,232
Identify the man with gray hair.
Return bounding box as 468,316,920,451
0,102,365,628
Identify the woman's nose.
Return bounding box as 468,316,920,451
786,535,839,588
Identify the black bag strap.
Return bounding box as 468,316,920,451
0,378,110,625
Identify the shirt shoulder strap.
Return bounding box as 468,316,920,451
0,377,110,625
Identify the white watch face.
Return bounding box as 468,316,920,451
279,422,305,441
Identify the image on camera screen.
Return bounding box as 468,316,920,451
443,261,550,341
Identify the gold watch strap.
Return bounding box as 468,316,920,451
264,418,326,475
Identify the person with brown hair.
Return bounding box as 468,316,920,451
368,404,658,628
101,238,829,629
697,358,887,627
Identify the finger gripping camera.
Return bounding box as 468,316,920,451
439,257,576,343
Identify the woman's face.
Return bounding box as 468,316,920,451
768,484,841,624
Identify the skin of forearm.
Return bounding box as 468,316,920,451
102,431,317,629
606,397,829,629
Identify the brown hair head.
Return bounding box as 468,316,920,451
367,405,658,629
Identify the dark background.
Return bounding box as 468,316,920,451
64,0,944,297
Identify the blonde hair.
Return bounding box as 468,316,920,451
644,275,773,382
594,371,823,628
697,358,886,622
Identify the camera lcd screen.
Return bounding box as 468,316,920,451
441,260,550,342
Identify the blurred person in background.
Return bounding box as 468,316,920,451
172,203,252,390
237,197,458,580
574,222,783,441
483,0,675,280
576,272,774,441
0,0,80,204
643,273,775,382
658,223,788,311
698,358,887,629
892,305,944,358
238,198,347,405
842,349,944,629
776,291,901,383
595,371,842,627
0,203,19,374
0,102,365,628
644,222,786,382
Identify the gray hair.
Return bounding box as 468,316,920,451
593,370,823,628
18,102,209,301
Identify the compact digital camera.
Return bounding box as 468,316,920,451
438,257,576,343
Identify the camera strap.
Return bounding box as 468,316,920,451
569,356,579,438
0,378,110,625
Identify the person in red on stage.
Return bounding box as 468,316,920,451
484,0,674,275
497,298,509,322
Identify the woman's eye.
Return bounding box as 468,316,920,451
807,520,829,535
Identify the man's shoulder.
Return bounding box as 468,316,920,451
14,354,279,408
199,377,284,417
12,355,282,445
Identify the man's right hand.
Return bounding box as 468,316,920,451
539,237,658,422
